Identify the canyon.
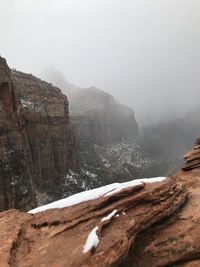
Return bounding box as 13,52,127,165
0,137,200,266
1,57,148,211
1,55,200,266
41,66,154,183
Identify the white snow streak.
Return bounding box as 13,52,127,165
104,177,165,196
28,177,166,214
83,226,99,253
101,209,118,222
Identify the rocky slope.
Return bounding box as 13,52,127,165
0,136,200,266
0,57,79,211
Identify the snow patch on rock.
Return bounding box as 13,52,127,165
101,209,118,222
83,226,99,253
28,177,166,214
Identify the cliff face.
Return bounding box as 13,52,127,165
0,57,35,210
70,88,153,183
12,70,78,200
70,87,138,147
0,57,78,211
40,67,153,183
0,137,200,267
40,67,139,146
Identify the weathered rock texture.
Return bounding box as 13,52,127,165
0,177,187,267
0,57,35,210
0,56,78,211
1,137,200,266
182,136,200,170
12,70,78,200
122,138,200,267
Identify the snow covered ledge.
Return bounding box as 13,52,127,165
28,177,166,214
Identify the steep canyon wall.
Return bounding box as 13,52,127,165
0,57,78,210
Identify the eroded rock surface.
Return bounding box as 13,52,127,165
182,136,200,170
123,138,200,267
0,177,187,267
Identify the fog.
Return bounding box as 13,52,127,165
0,0,200,124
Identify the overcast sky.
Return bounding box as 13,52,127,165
0,0,200,123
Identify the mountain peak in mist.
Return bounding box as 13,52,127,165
39,65,81,97
39,65,69,86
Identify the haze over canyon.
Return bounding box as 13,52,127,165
1,1,200,266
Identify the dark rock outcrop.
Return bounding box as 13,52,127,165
11,70,78,200
0,57,78,211
0,57,35,210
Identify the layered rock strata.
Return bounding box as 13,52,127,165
0,56,78,211
0,57,35,210
182,136,200,170
11,70,78,200
123,137,200,267
0,177,187,267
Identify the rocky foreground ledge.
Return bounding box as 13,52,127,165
1,138,200,267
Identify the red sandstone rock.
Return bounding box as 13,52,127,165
122,137,200,267
0,177,187,267
182,138,200,171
